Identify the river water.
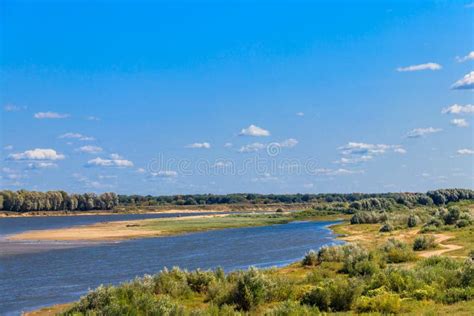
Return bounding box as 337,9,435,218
0,213,342,315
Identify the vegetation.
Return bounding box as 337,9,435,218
62,239,474,315
413,235,437,251
2,188,473,213
30,198,471,315
0,190,118,212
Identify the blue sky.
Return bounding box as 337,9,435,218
1,0,473,194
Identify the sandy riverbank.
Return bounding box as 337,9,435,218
7,212,315,242
8,214,231,242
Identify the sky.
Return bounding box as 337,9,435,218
1,0,473,195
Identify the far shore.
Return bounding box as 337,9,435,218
0,203,311,218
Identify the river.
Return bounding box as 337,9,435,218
0,213,342,315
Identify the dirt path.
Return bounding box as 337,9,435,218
418,233,463,258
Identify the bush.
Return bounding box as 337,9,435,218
413,235,437,251
153,267,191,298
381,239,416,263
444,207,461,225
302,277,361,312
456,219,471,228
353,292,401,313
407,214,419,227
437,287,474,304
302,250,318,266
350,211,388,224
379,222,393,232
317,244,365,263
266,300,320,316
230,268,269,311
187,269,216,293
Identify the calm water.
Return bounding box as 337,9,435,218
0,214,341,315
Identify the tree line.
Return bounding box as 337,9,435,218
0,188,472,213
0,190,118,212
118,189,474,207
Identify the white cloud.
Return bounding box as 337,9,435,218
394,148,407,154
456,51,474,62
406,127,442,138
296,112,305,116
9,148,65,161
277,138,298,148
58,132,95,141
86,156,133,168
239,125,270,137
337,142,405,164
451,118,469,127
442,104,474,114
34,111,70,119
251,173,279,182
27,162,57,169
137,168,146,173
315,168,364,176
457,149,474,155
451,71,474,90
339,142,401,156
335,155,374,164
238,142,266,153
186,142,211,149
3,145,13,151
396,62,442,72
86,116,100,121
76,145,103,154
224,142,233,148
109,153,123,160
4,104,26,112
213,161,233,168
151,170,178,178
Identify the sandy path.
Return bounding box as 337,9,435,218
418,234,463,258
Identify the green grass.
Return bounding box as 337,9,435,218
137,214,294,235
123,212,346,237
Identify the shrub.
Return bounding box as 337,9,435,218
407,214,419,227
425,217,444,228
437,287,474,304
230,268,269,311
302,250,318,266
379,222,393,232
444,207,461,225
187,269,216,293
381,239,416,263
266,300,320,316
353,292,401,314
456,219,471,228
153,267,191,298
317,244,365,263
350,211,388,224
413,235,437,251
302,277,361,312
